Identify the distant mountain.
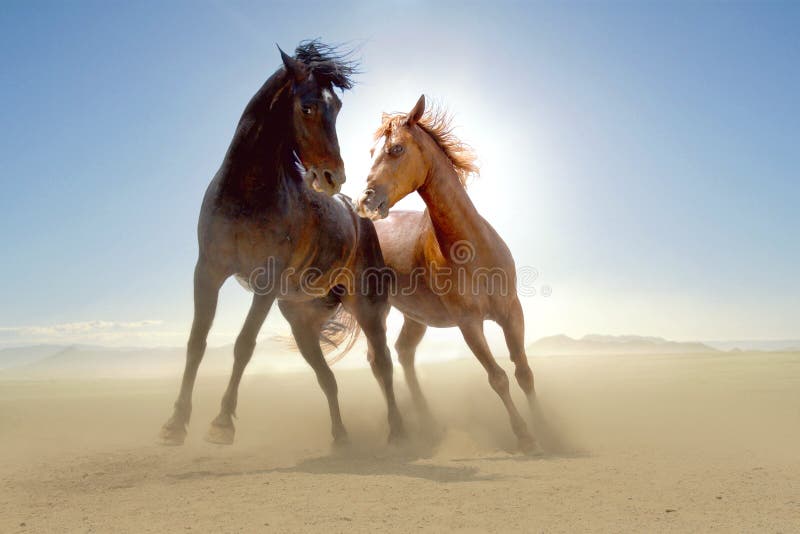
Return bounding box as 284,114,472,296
0,344,66,370
704,339,800,352
528,334,719,356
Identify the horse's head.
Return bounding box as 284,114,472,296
357,95,430,220
279,44,351,195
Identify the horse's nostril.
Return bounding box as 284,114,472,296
323,170,335,187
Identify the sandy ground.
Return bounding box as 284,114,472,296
1,351,799,532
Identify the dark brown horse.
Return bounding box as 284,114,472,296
356,95,537,452
160,41,404,447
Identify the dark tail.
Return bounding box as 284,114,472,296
319,305,361,365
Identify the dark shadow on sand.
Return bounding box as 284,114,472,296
166,449,511,484
271,453,508,482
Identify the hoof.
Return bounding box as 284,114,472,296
519,435,541,455
332,433,351,450
204,422,235,445
388,426,407,445
159,422,187,446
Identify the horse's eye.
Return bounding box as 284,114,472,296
389,144,404,155
301,105,313,116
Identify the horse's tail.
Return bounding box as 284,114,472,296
319,305,361,365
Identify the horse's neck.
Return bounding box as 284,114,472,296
219,71,297,209
418,155,484,254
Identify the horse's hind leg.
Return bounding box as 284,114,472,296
500,298,567,452
205,292,274,444
395,315,436,428
160,261,226,445
345,297,405,443
459,319,536,454
499,297,535,403
279,299,348,446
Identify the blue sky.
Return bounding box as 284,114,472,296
0,1,798,347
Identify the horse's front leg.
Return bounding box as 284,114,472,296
204,292,275,445
160,260,226,445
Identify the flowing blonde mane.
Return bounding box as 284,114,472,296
374,105,479,186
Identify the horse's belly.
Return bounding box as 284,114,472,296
389,285,455,328
238,258,351,300
227,219,354,298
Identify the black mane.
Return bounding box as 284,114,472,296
294,40,358,91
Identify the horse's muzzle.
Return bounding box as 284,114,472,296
305,167,345,195
356,188,388,220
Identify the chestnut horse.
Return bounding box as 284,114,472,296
159,41,404,447
356,95,537,452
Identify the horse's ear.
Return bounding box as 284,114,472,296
278,44,305,82
406,94,426,126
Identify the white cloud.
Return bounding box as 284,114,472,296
0,320,168,346
0,320,163,336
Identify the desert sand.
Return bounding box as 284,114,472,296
1,350,799,532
